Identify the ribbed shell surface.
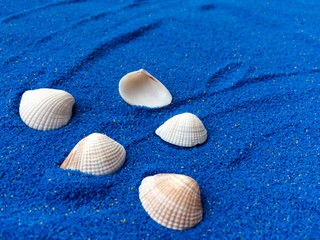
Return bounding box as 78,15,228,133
60,133,126,175
155,113,207,147
119,69,172,108
19,88,75,131
139,174,203,230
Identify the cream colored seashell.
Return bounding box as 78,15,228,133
19,88,75,131
155,113,207,147
139,173,203,230
60,133,126,175
119,69,172,108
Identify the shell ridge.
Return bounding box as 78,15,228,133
39,94,74,130
156,113,207,147
98,137,125,171
20,89,74,130
81,134,102,174
159,178,193,229
149,179,180,214
181,184,201,229
21,93,61,128
105,150,125,173
171,176,202,229
61,137,86,170
81,136,97,174
139,174,203,230
95,134,107,175
141,180,179,227
61,133,125,175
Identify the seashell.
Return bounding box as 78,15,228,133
139,173,203,230
119,69,172,108
60,133,126,175
155,112,207,147
19,88,75,131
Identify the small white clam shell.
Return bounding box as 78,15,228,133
155,113,207,147
60,133,126,175
139,173,203,230
19,88,75,131
119,69,172,108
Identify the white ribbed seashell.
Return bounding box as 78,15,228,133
139,174,203,230
60,133,126,175
155,113,207,147
119,69,172,108
19,88,75,131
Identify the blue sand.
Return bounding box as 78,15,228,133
0,0,319,239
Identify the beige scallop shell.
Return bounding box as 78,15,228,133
19,88,75,131
139,174,203,230
155,113,207,147
119,69,172,108
60,133,126,175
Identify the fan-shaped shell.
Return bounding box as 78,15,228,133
139,174,203,230
19,88,75,131
155,113,207,147
60,133,126,175
119,69,172,108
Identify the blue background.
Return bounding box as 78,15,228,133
0,0,319,239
